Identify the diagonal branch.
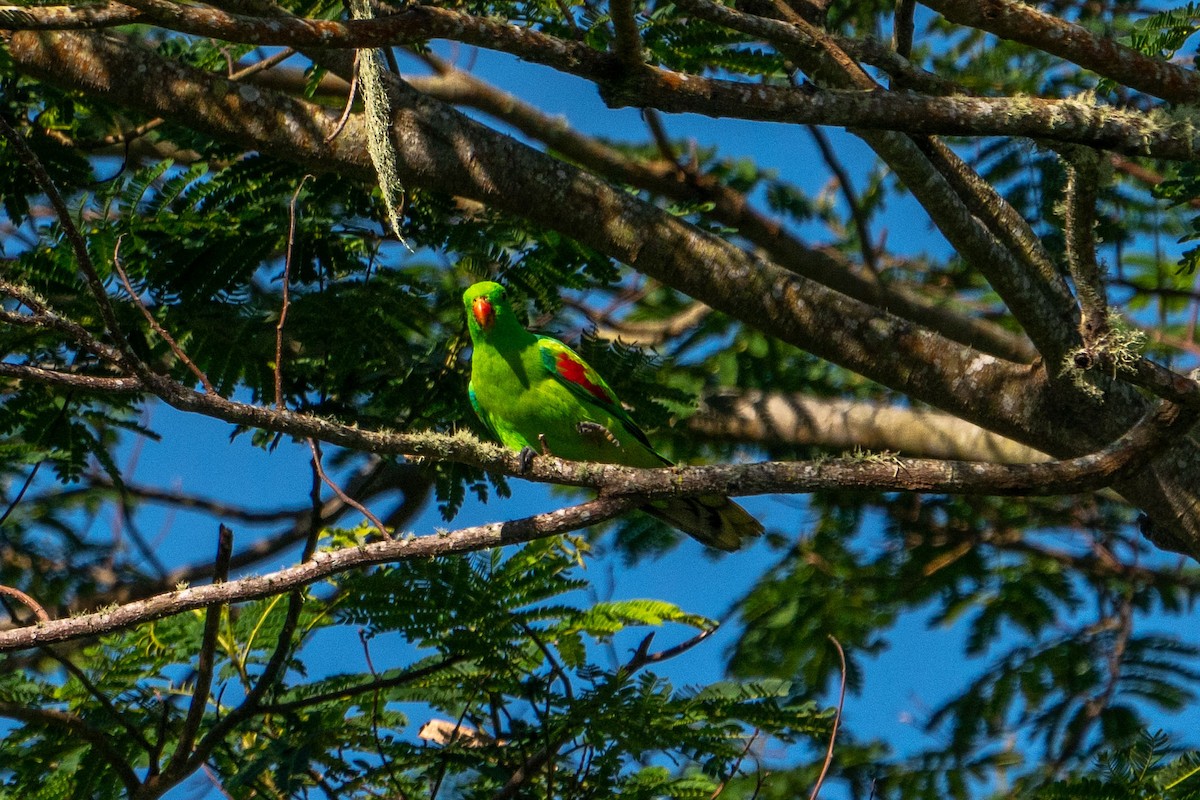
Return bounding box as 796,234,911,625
0,115,140,368
0,702,142,794
922,0,1200,104
162,525,233,779
408,61,1032,361
0,496,640,652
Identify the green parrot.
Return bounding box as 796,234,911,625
463,281,763,551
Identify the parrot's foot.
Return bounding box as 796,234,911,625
517,446,536,474
538,434,552,456
576,421,620,448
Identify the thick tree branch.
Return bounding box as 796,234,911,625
923,0,1200,104
7,6,1195,162
668,0,1081,364
0,1,141,29
59,0,617,77
408,63,1033,362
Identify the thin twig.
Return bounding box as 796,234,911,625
325,54,360,144
112,235,216,394
0,584,50,623
359,629,406,795
0,113,140,366
0,462,43,532
229,47,296,81
809,635,846,800
261,654,468,715
625,624,718,671
711,729,760,799
307,438,391,538
276,175,313,410
642,107,680,168
166,524,234,777
807,124,880,277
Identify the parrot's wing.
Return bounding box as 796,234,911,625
468,381,500,439
535,336,658,455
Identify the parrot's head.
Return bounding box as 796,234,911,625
463,281,512,339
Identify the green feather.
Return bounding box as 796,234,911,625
463,281,763,551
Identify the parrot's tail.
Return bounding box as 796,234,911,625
644,495,764,551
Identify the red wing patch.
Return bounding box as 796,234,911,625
555,352,615,404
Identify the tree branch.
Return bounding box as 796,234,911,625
69,0,616,78
0,1,141,29
923,0,1200,104
689,391,1050,462
1062,147,1110,345
0,702,142,794
408,62,1032,362
0,496,640,652
163,525,233,779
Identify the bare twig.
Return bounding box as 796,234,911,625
0,463,43,532
325,56,360,143
359,629,406,795
307,439,391,538
642,107,679,168
711,730,760,799
228,46,295,80
166,525,234,777
276,175,313,409
625,624,718,671
0,584,50,623
809,635,846,800
113,236,216,394
261,654,468,715
807,125,879,276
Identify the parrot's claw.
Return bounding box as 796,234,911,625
577,421,620,448
538,434,552,456
517,446,536,474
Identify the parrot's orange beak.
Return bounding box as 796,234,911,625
472,296,495,331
